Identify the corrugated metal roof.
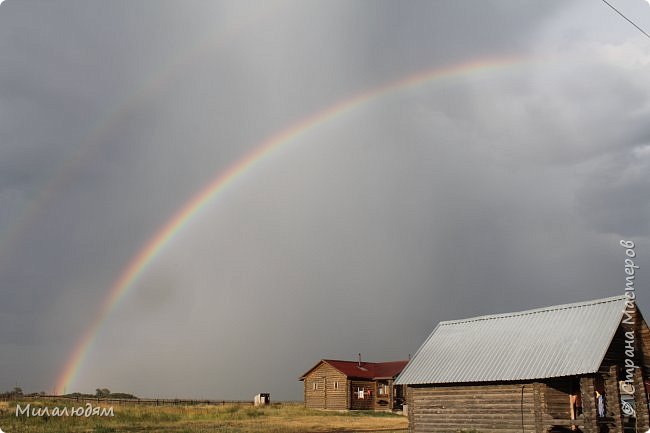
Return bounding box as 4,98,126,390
396,296,627,385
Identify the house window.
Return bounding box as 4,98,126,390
357,387,364,399
333,381,339,390
313,381,317,391
378,384,388,396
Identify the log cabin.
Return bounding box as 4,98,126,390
300,358,408,411
396,295,650,433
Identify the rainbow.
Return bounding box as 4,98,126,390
55,55,532,394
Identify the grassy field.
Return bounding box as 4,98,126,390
0,400,408,433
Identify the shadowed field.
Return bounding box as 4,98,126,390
0,400,408,433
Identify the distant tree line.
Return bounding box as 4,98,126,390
0,387,47,398
0,387,26,399
1,387,136,400
64,388,138,399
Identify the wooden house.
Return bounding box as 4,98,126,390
396,296,650,433
300,359,408,411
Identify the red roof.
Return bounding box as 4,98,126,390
300,359,409,380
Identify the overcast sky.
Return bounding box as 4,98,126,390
1,0,649,400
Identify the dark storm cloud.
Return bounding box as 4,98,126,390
576,148,650,237
0,0,649,399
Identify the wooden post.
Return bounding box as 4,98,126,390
581,376,598,433
606,365,624,433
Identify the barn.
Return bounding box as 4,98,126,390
300,358,408,411
396,296,650,433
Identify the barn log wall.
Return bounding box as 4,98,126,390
532,383,543,432
637,314,650,373
638,313,650,429
539,377,614,432
542,377,571,421
407,379,614,433
303,362,348,410
606,365,624,432
628,307,650,430
598,307,650,432
409,382,538,433
634,366,649,427
600,307,650,379
580,376,597,433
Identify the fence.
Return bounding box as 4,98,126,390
1,394,255,406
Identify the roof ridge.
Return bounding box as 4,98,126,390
323,359,408,364
440,295,626,326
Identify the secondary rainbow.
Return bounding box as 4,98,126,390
0,3,284,269
55,56,529,394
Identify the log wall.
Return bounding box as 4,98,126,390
543,377,571,421
408,382,538,433
598,307,650,432
303,362,348,410
350,380,375,410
